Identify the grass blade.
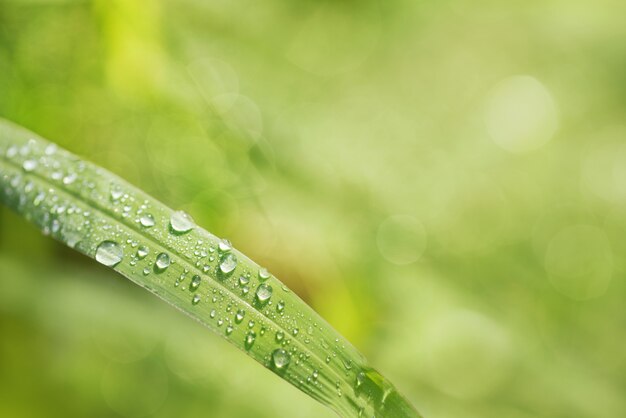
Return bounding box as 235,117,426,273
0,118,421,418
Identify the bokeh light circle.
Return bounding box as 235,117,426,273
485,75,558,153
376,215,427,265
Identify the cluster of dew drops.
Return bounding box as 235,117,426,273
93,189,306,374
1,138,381,410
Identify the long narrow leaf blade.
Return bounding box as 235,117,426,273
0,118,421,418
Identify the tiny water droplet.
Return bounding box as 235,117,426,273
219,253,237,274
218,238,232,252
23,159,37,172
155,253,171,271
271,348,291,370
292,328,299,336
192,294,201,305
170,210,194,234
140,214,155,228
226,325,234,335
248,320,255,329
255,283,273,304
239,275,250,286
275,331,284,342
277,300,285,313
190,275,201,290
95,241,123,267
137,245,149,259
143,267,151,275
210,309,216,318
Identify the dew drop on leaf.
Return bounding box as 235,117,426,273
218,238,232,252
255,283,273,304
219,253,237,274
95,241,123,267
272,348,291,370
23,159,37,172
170,210,194,234
155,253,171,271
190,275,201,291
259,267,271,281
245,330,256,350
139,214,155,228
137,245,149,259
235,309,245,323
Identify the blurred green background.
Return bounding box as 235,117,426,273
1,0,625,417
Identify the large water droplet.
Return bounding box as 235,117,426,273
96,241,124,267
271,348,291,370
155,253,171,271
140,214,155,228
170,211,194,234
255,283,273,304
219,253,237,274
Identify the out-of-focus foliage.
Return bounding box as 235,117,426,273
0,0,625,417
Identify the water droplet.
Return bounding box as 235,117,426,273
245,331,256,350
210,309,216,318
226,325,234,335
190,275,201,290
255,283,273,304
258,267,271,281
192,294,201,305
96,241,123,267
312,370,319,380
170,210,194,234
275,331,284,342
248,320,255,329
235,310,245,323
277,300,285,313
23,160,37,172
140,214,155,228
137,246,149,259
218,238,232,252
155,253,171,271
143,267,151,275
239,275,250,286
45,144,57,155
219,253,237,274
292,328,299,336
271,348,291,370
202,265,210,274
355,372,366,394
110,184,123,201
61,173,77,185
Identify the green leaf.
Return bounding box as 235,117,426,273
0,118,421,418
